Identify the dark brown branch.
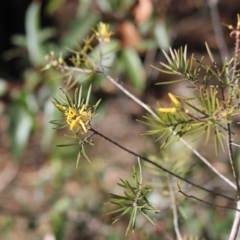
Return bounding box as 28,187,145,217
90,127,237,202
226,17,240,198
226,123,240,197
177,182,240,212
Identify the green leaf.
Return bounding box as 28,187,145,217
154,21,170,50
8,104,33,159
96,0,112,12
178,206,189,220
76,151,81,168
77,86,82,109
39,27,56,42
107,207,129,216
56,143,79,147
162,49,173,65
11,34,27,48
122,48,145,92
215,128,225,152
41,98,59,150
60,14,99,56
156,79,186,85
141,211,156,225
160,62,175,71
46,0,65,15
0,78,7,97
86,85,92,106
205,42,215,62
184,101,208,116
53,197,71,213
205,124,211,145
81,145,91,162
126,208,137,235
115,207,132,219
91,39,119,60
65,92,73,107
25,1,44,65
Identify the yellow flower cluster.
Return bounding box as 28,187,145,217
93,22,113,43
42,51,65,71
56,104,93,133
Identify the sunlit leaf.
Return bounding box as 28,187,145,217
122,48,145,92
8,103,33,159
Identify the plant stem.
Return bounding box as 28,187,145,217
227,123,240,196
226,15,240,197
103,71,237,190
90,127,237,202
208,0,230,62
167,174,183,240
229,201,240,240
63,66,237,190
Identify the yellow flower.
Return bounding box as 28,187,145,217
65,107,77,119
158,107,177,113
52,86,101,137
93,22,113,43
168,93,181,107
63,105,93,134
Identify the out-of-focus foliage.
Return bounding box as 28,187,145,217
1,0,240,240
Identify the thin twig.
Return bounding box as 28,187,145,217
137,157,143,185
227,123,240,196
207,0,230,62
63,66,236,190
103,72,236,190
229,201,240,240
90,127,237,202
232,143,240,147
167,174,183,240
226,17,240,197
227,16,240,239
177,182,240,212
231,16,240,83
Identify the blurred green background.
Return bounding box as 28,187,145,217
0,0,240,239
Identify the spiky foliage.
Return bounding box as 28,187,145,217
144,44,240,153
107,163,160,236
50,85,101,165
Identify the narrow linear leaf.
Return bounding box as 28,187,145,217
77,86,83,108
122,48,145,91
107,207,129,216
162,49,173,65
126,210,134,235
156,79,187,85
56,143,79,147
82,145,91,162
86,84,92,106
141,211,156,225
76,151,81,168
205,42,215,62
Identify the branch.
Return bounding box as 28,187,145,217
102,72,236,190
225,17,240,196
90,127,237,202
177,182,240,212
167,174,183,240
229,201,240,240
226,123,240,196
62,65,237,190
207,0,230,62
